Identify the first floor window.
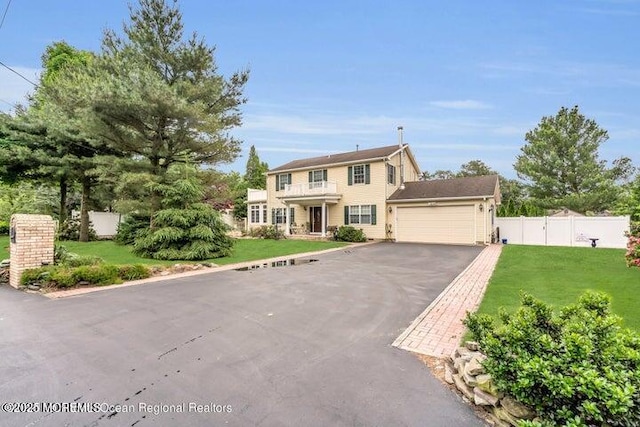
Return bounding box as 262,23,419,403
274,208,286,224
272,207,295,225
345,204,376,225
250,204,267,224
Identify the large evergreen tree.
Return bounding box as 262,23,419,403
515,106,629,213
49,0,248,218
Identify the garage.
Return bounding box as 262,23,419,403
387,175,501,245
396,205,475,244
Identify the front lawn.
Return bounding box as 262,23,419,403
476,245,640,330
0,236,347,266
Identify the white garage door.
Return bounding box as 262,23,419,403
396,205,475,244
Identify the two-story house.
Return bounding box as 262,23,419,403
247,144,500,245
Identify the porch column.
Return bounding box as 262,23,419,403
284,202,291,236
321,201,327,237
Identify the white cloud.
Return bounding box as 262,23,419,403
0,66,40,112
428,100,492,110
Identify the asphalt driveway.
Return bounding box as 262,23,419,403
0,242,485,427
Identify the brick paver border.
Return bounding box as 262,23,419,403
392,244,503,358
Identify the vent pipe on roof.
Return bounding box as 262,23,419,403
356,144,359,152
398,126,405,189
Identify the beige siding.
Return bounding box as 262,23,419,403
264,146,421,239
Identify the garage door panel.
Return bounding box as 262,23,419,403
396,205,475,244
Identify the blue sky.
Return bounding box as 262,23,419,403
1,0,638,178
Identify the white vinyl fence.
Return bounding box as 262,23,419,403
72,211,123,237
495,216,630,249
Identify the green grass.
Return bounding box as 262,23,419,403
1,236,8,260
477,245,640,331
0,235,347,266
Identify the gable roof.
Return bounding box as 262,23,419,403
388,175,500,201
268,144,405,173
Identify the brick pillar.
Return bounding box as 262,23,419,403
9,214,56,288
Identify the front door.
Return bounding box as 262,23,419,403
310,206,322,233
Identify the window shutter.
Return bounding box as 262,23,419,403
290,207,295,225
308,171,312,182
371,205,377,225
287,173,292,188
347,166,353,186
323,169,327,181
275,175,280,192
271,208,276,224
344,206,350,225
365,164,371,184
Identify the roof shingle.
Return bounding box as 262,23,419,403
388,175,499,201
268,145,402,173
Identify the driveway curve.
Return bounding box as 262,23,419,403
0,242,485,427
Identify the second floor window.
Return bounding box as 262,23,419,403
276,173,291,191
353,165,365,184
348,164,370,185
387,164,396,185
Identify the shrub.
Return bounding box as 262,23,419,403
334,226,366,242
464,291,640,427
117,264,151,281
20,267,52,286
21,263,150,289
48,268,76,288
132,175,234,260
248,225,285,240
63,254,105,267
71,265,121,285
57,217,98,241
0,220,8,235
54,243,69,265
114,214,150,245
626,232,640,268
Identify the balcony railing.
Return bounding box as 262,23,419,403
247,189,267,202
283,181,338,197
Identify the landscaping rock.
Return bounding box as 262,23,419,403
465,341,480,351
453,373,475,401
465,356,485,376
0,259,9,268
27,283,41,291
476,373,499,395
486,412,512,427
474,387,499,407
463,370,478,387
501,396,535,420
444,362,455,384
493,407,520,427
454,357,466,373
455,346,473,359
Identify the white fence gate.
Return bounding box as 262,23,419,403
495,216,630,249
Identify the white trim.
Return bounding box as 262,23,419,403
388,195,495,203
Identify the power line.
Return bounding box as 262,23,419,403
0,60,37,86
0,97,16,108
0,0,11,30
